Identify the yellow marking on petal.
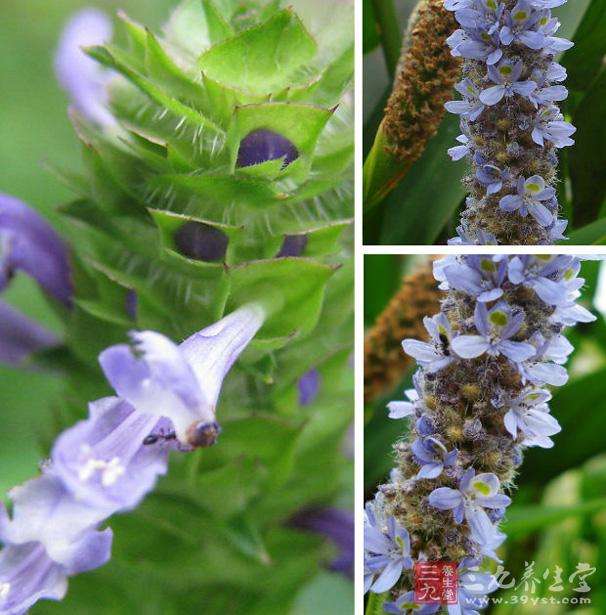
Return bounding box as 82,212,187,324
499,65,513,76
472,480,492,496
481,259,496,272
527,183,541,192
490,311,508,327
514,10,528,20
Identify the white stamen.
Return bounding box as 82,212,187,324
0,583,10,600
78,447,126,487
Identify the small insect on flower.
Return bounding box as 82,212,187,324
186,421,222,448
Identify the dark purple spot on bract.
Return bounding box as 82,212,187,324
174,222,228,262
125,289,138,320
277,234,308,257
298,369,321,406
236,129,299,169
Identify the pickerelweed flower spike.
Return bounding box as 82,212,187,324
0,306,265,612
98,304,266,448
364,255,597,612
54,8,117,127
0,301,58,367
444,0,575,245
0,194,72,308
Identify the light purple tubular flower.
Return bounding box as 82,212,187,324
428,468,511,546
0,475,111,569
99,304,265,448
449,558,499,615
503,389,561,448
442,255,507,302
402,313,454,372
236,129,299,169
51,397,171,512
411,437,458,479
384,591,440,615
451,301,536,362
54,9,117,127
518,333,570,386
480,59,537,106
298,368,321,406
289,508,354,578
0,301,58,366
364,510,413,594
532,106,575,148
445,79,485,121
499,175,556,227
0,543,68,615
0,194,72,308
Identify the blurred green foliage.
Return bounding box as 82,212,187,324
365,255,606,613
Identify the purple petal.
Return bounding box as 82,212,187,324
480,85,505,106
370,559,403,593
451,335,489,359
428,487,463,510
236,129,298,169
387,401,415,420
498,340,536,362
0,302,58,366
174,222,228,262
54,9,116,127
298,369,321,406
277,234,308,257
0,194,72,307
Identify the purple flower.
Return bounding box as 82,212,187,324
532,106,575,148
508,255,572,305
411,437,458,479
440,255,507,302
298,369,321,406
428,468,511,546
51,398,171,512
388,375,424,420
0,475,112,574
451,301,536,362
500,1,546,49
0,301,58,366
475,161,509,195
499,175,556,227
236,129,298,169
448,27,503,65
99,304,265,448
174,222,229,262
364,507,413,593
0,543,68,614
278,234,308,257
480,59,537,106
448,559,498,615
448,133,472,161
384,591,440,615
518,333,571,386
54,9,117,127
503,389,561,448
402,313,454,372
0,194,72,308
289,508,354,578
445,79,485,121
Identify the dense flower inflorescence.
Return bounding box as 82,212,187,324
364,255,596,613
444,0,575,245
0,305,264,614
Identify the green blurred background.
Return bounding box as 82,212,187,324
365,255,606,613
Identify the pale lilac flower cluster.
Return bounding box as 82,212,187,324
0,305,264,613
444,0,575,245
365,255,596,613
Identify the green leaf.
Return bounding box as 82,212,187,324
553,0,592,40
363,0,380,54
224,258,335,339
504,498,606,539
198,9,317,96
378,114,466,245
569,68,606,228
201,0,235,43
568,217,606,244
562,0,606,92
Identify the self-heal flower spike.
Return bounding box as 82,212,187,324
364,255,597,611
0,194,72,308
99,304,265,448
54,9,117,127
444,0,574,244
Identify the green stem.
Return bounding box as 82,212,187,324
371,0,402,77
365,592,389,615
